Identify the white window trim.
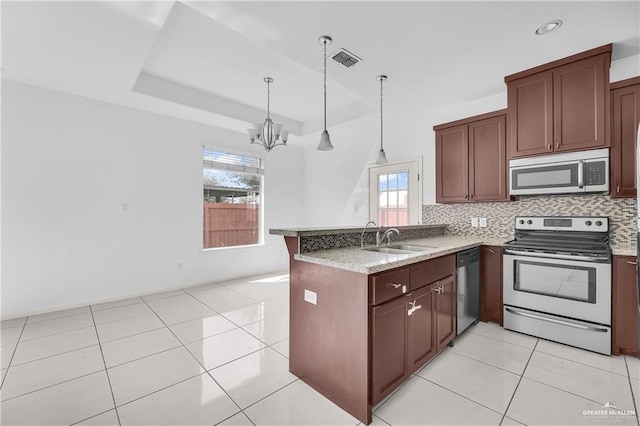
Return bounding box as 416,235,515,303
202,145,266,251
367,156,423,226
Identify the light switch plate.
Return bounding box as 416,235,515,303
479,217,487,227
304,289,317,305
471,217,479,227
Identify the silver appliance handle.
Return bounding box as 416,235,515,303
505,307,608,333
503,248,609,263
578,160,584,188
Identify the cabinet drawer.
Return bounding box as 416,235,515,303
371,268,410,306
409,254,456,291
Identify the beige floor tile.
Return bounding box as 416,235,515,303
536,339,628,376
470,321,538,349
11,326,98,365
153,302,216,326
417,349,520,413
101,327,181,368
271,339,289,359
200,293,257,314
91,297,143,312
244,380,358,425
108,346,204,406
210,347,296,408
242,314,289,345
20,313,94,341
117,373,239,425
92,303,153,325
506,378,635,425
145,293,200,311
222,296,289,326
374,375,503,425
75,409,120,425
141,289,186,302
26,306,91,324
525,350,635,409
0,371,114,426
450,331,533,374
1,345,104,401
186,328,265,370
95,312,164,343
169,314,237,344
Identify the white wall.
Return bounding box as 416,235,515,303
302,55,640,226
1,80,305,318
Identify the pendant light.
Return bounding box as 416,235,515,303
247,77,289,152
317,35,334,151
375,75,389,165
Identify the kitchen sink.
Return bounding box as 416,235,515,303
386,244,435,251
362,247,413,254
362,244,435,254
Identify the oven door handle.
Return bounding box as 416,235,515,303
503,248,609,263
505,307,609,333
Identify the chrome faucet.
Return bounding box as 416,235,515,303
361,221,377,249
376,228,400,246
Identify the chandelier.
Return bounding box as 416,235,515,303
247,77,289,152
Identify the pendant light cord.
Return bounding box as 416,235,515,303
380,77,384,151
266,79,271,121
323,39,327,131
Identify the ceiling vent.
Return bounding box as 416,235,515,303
332,48,362,68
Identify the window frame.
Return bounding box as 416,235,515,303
368,157,423,226
202,146,265,251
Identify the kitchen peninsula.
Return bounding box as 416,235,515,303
270,225,495,424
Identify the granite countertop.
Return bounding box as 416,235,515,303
269,224,448,237
610,242,636,257
295,235,508,274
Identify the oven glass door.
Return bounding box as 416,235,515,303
511,163,579,193
503,253,611,325
514,260,596,303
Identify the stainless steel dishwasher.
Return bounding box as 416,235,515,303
456,248,480,335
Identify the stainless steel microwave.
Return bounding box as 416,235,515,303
509,148,609,195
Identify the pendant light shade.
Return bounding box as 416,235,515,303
317,35,334,151
375,75,389,165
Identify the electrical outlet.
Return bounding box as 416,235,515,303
479,217,487,227
471,217,479,227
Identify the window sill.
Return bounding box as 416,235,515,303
201,243,265,252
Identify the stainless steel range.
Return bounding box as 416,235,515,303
503,216,612,355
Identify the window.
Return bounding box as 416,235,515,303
369,159,422,226
203,148,263,249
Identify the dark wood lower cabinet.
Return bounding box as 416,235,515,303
407,285,436,373
371,295,410,404
612,255,638,356
480,245,503,325
435,275,456,351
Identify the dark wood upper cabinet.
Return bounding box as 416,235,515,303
435,125,468,202
611,77,640,198
506,44,612,159
507,71,554,157
553,54,608,152
469,115,508,202
612,255,638,356
435,110,508,204
480,245,503,325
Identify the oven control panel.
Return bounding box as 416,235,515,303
514,216,609,232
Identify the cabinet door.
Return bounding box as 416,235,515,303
553,54,608,152
407,285,436,374
612,256,638,356
435,275,456,351
611,84,640,198
371,295,409,405
469,115,508,201
480,245,503,325
507,71,554,158
435,125,469,203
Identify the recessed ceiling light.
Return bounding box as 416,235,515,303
535,19,563,36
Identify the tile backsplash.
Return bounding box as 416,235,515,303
422,194,636,250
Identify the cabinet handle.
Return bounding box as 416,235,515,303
547,143,551,149
489,249,495,254
627,261,638,265
391,283,402,289
556,142,560,149
617,185,620,193
432,286,442,294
